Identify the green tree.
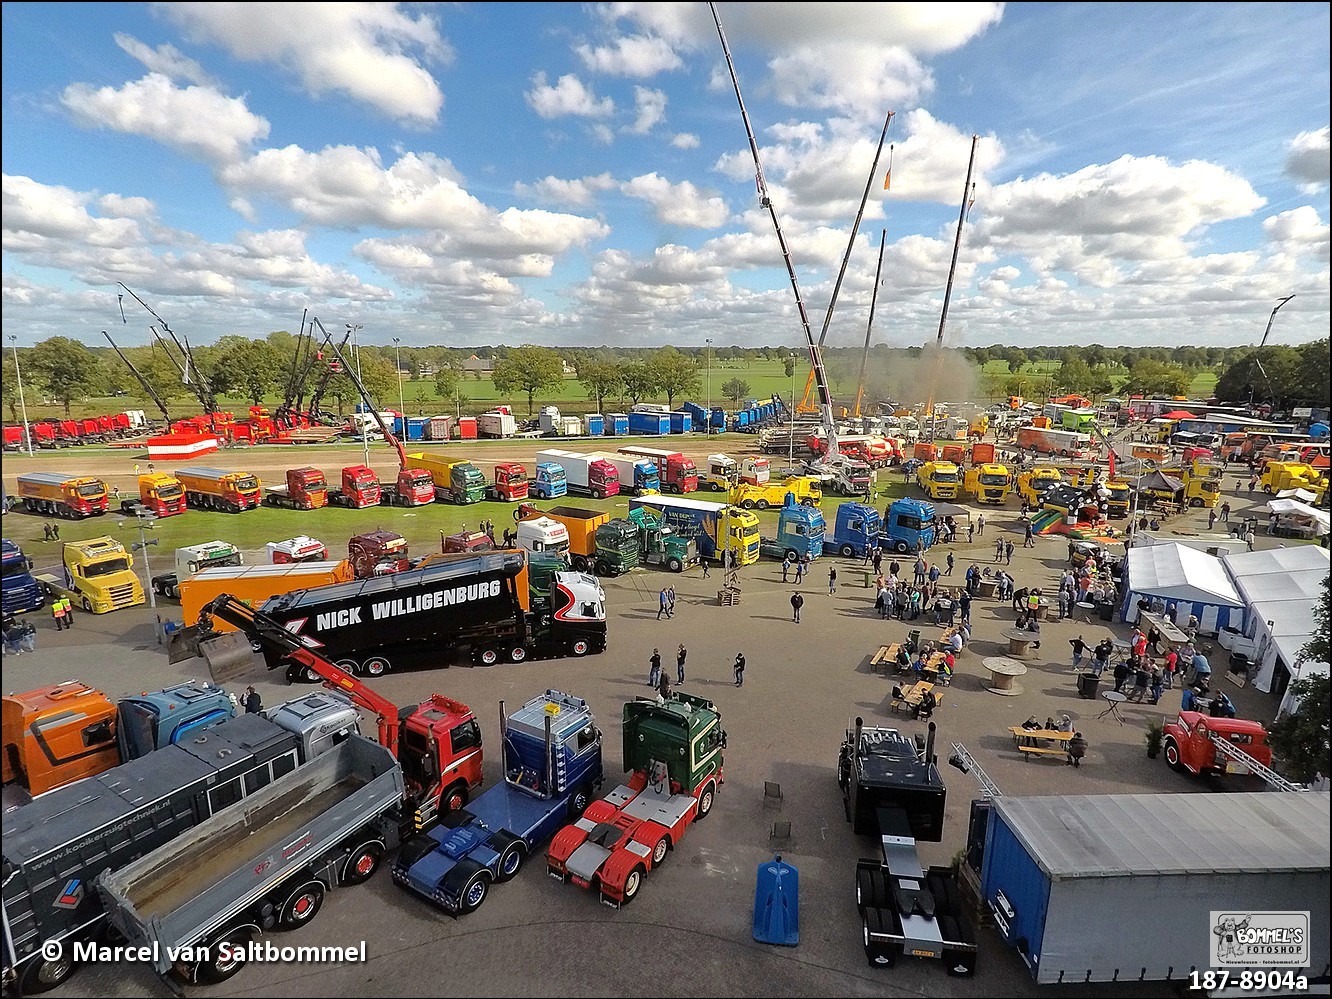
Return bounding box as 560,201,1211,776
620,361,658,406
1121,359,1191,397
1268,673,1330,784
1212,347,1303,407
721,377,750,405
26,336,103,416
324,351,397,415
646,347,699,410
1295,341,1331,407
491,345,565,415
579,360,623,414
210,336,284,405
783,354,797,378
434,363,459,401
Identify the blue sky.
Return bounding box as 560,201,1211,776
2,2,1328,351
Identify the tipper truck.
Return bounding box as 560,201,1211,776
255,549,607,675
730,475,822,510
1,539,45,616
536,449,620,499
968,791,1329,986
393,690,604,916
36,537,144,614
175,466,262,512
118,471,186,517
616,446,698,493
97,736,404,989
2,678,235,808
15,472,109,518
840,720,978,977
152,540,243,599
547,692,725,908
407,451,487,504
0,696,362,994
515,503,638,576
327,464,383,508
262,466,329,509
628,495,760,566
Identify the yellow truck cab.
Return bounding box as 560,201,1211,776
1182,460,1224,508
917,461,962,500
963,464,1010,504
38,537,145,614
1261,461,1322,496
1017,466,1063,507
1105,480,1131,518
730,475,821,510
968,414,990,439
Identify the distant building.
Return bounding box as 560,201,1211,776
462,354,495,375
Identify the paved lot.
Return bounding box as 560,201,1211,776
4,476,1292,999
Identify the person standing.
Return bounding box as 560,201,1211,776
42,523,53,542
1244,528,1255,552
51,523,60,541
875,584,889,619
828,566,838,595
1220,501,1231,523
676,644,687,683
649,648,662,688
994,537,1004,563
794,558,805,585
60,596,74,628
733,652,746,687
243,686,263,714
701,557,710,579
665,585,676,619
1208,508,1217,530
967,521,975,543
790,590,804,623
782,554,792,583
913,556,926,585
657,587,670,620
1023,522,1035,548
945,552,955,576
52,598,67,631
977,514,985,537
1004,540,1014,565
959,590,972,625
657,671,673,701
871,549,882,574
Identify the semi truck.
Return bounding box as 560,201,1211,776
36,537,144,614
968,791,1329,986
152,540,244,599
962,464,1011,505
628,495,761,566
530,460,568,499
1104,479,1131,518
0,695,361,994
839,720,978,976
700,454,770,491
1016,466,1063,507
377,466,438,507
15,472,109,518
514,503,638,576
327,464,383,508
118,471,187,517
1,539,45,616
917,461,962,501
535,449,620,499
588,451,659,495
267,535,329,564
175,466,262,512
830,502,882,559
394,690,604,916
255,549,607,675
1181,459,1224,508
616,445,699,493
405,451,487,504
626,507,698,573
877,498,937,554
759,496,825,562
730,475,822,510
1015,426,1091,458
547,692,724,908
97,736,404,989
2,678,235,808
262,465,329,509
487,462,530,502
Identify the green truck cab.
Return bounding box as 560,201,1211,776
627,507,699,573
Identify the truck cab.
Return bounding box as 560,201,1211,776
832,502,881,559
348,530,411,578
45,537,144,613
131,472,186,516
1,539,45,616
762,497,825,562
1104,480,1131,518
879,499,936,555
489,463,530,502
1181,460,1223,508
1017,466,1063,507
334,465,382,508
267,536,329,564
917,461,961,501
153,541,243,599
443,531,497,555
963,464,1010,505
702,454,739,492
440,460,487,504
531,461,567,500
516,517,572,562
391,467,437,507
269,466,328,509
626,507,696,573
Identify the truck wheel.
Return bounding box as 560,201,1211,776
477,647,499,667
592,489,602,499
1189,498,1203,507
650,836,669,866
569,783,594,818
741,499,755,510
863,909,897,967
444,859,491,914
857,866,888,911
1163,737,1185,772
572,555,589,571
508,646,528,663
594,560,610,576
941,914,978,977
756,499,769,510
342,843,384,885
492,835,527,882
620,865,646,905
82,597,93,613
363,656,389,677
840,543,855,558
166,583,178,600
784,549,798,563
667,557,682,573
895,540,910,554
19,950,75,994
444,783,469,813
199,928,252,983
570,639,590,657
278,880,325,929
696,780,716,819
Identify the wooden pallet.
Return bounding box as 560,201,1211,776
717,588,742,606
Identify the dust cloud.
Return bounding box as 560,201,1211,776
857,345,982,410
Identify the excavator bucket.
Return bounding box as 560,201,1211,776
198,631,263,684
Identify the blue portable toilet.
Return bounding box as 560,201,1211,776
392,415,408,437
752,855,799,946
606,413,629,436
670,411,691,434
584,414,604,436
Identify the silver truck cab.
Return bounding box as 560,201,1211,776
264,691,363,761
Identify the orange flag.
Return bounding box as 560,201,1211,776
883,169,891,191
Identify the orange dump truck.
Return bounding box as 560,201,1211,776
15,473,109,518
175,466,262,512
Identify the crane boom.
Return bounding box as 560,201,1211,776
102,329,171,424
853,229,888,419
313,317,412,472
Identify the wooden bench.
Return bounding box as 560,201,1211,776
870,644,901,676
890,682,940,716
1017,745,1066,758
1009,726,1072,759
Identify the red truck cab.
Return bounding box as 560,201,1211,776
492,463,530,502
336,465,381,507
442,531,497,555
1162,711,1273,778
348,530,411,578
288,466,329,508
399,468,437,506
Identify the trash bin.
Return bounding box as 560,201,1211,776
1077,673,1100,699
906,630,921,653
863,570,873,588
1097,601,1115,621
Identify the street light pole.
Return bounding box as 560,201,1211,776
392,336,405,418
131,511,160,642
705,339,712,435
348,324,368,465
8,335,33,456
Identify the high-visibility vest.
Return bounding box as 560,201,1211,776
1027,594,1040,609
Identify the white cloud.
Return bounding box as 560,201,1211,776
516,173,617,209
671,133,700,149
591,124,616,145
2,175,144,249
61,74,270,164
156,1,449,125
575,33,683,76
626,87,667,134
96,193,157,220
1263,206,1329,260
621,173,728,228
1285,127,1330,193
526,72,615,119
766,44,934,114
113,32,216,86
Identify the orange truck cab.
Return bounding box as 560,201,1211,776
15,473,109,518
2,682,118,800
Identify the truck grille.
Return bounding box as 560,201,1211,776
109,583,138,605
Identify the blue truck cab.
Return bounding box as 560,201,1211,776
761,495,825,561
630,459,660,495
1,539,46,616
830,502,882,558
393,689,602,915
532,462,568,500
115,680,237,760
877,498,937,554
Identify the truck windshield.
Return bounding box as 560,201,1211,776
157,483,183,499
932,471,959,483
410,473,433,488
234,476,259,491
77,481,105,497
192,553,241,572
2,559,31,578
979,474,1007,486
85,557,130,577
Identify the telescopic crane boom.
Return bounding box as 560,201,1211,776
102,329,171,425
311,317,412,473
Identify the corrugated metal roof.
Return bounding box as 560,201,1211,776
993,792,1330,880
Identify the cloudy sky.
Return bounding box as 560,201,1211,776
2,2,1328,352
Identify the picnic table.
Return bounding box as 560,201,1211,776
869,644,901,676
1002,628,1036,659
983,656,1028,696
890,681,937,716
1008,726,1073,759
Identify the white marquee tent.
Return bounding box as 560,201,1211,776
1222,546,1330,710
1119,542,1242,634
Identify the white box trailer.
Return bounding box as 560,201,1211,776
477,411,516,438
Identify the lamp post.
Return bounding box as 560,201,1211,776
348,324,368,465
705,339,712,435
130,510,160,642
8,335,33,456
392,336,405,418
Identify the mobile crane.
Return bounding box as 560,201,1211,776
196,594,485,830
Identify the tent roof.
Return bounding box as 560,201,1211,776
1161,410,1198,420
1267,499,1331,532
1224,546,1331,671
1124,543,1242,606
931,502,972,521
1276,487,1320,503
1133,470,1184,492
